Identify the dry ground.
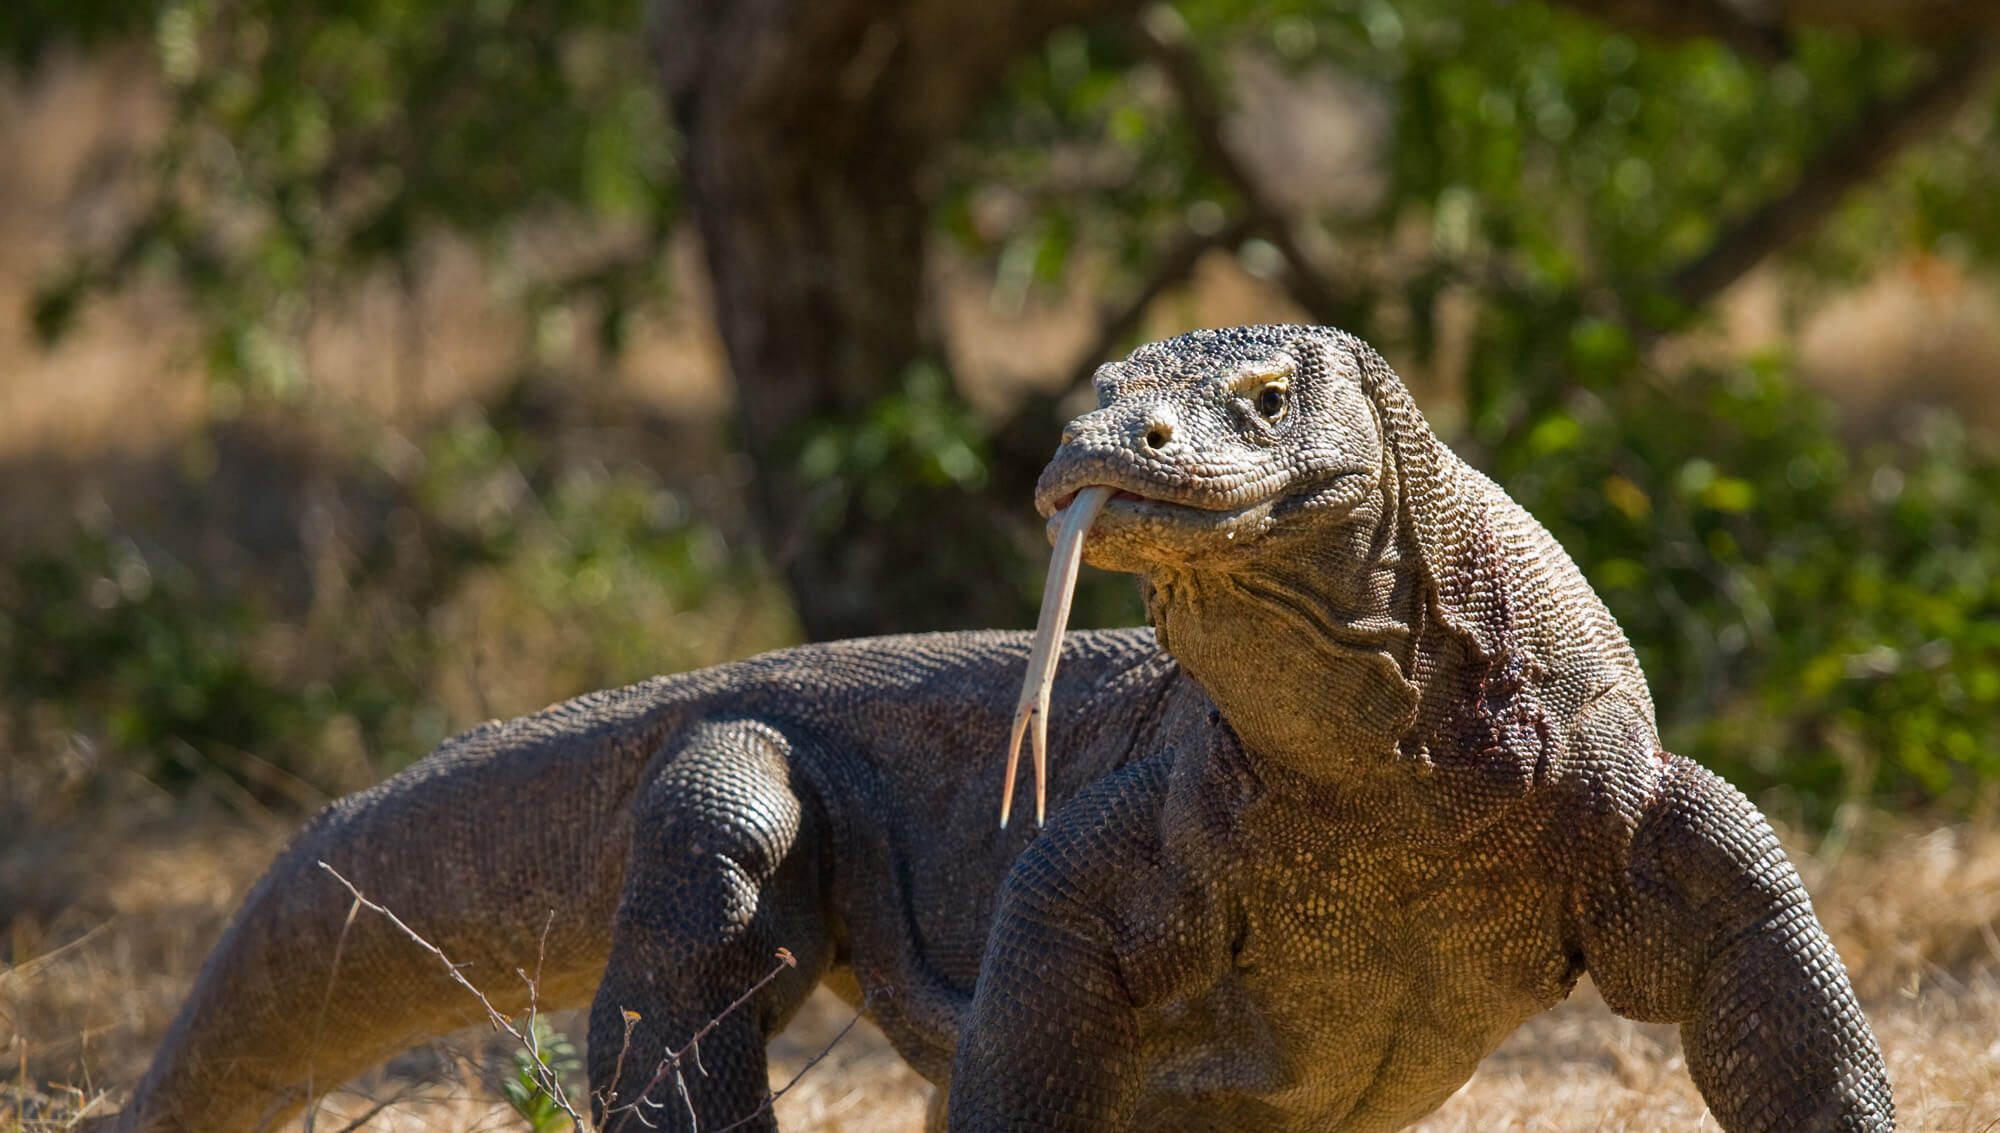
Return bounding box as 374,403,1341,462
2,785,1997,1132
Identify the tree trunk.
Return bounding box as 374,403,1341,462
654,0,1141,640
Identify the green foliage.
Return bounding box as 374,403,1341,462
947,23,1221,301
11,0,2000,821
795,362,993,532
411,400,792,689
1,530,381,793
1501,362,2000,822
6,0,714,803
502,1016,583,1133
30,0,678,379
949,0,2000,817
0,407,787,799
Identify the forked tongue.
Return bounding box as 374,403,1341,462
1000,484,1113,829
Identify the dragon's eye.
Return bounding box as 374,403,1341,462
1256,383,1288,420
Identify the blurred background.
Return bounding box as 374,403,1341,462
2,0,1998,1128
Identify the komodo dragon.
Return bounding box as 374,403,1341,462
107,324,1890,1133
946,325,1891,1131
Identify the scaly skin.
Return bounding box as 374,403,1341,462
949,325,1892,1131
108,630,1187,1132
112,324,1889,1133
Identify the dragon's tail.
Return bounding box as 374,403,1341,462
106,684,682,1132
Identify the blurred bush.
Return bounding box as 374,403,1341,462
1501,360,2000,823
3,0,1997,821
0,399,793,807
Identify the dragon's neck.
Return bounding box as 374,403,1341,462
1144,459,1434,778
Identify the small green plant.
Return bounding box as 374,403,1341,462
502,1016,583,1133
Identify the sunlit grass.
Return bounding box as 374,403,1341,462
3,795,1996,1130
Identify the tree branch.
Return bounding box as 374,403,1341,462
1668,38,2000,312
1133,6,1347,325
654,0,1147,638
1064,215,1255,392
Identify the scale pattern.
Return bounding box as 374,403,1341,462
951,325,1892,1131
110,325,1889,1133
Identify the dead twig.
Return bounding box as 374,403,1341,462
316,861,586,1132
600,950,876,1133
301,895,362,1133
604,949,800,1133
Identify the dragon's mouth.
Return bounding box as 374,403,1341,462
998,478,1291,829
996,469,1367,828
1043,481,1261,517
1050,487,1155,510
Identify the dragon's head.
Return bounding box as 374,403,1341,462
1034,324,1389,576
997,325,1429,827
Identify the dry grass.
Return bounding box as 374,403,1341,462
3,793,1998,1131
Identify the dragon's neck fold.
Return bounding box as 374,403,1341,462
1140,356,1532,782
1144,451,1432,778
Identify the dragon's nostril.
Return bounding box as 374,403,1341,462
1144,422,1174,450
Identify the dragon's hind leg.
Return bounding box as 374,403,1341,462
587,717,833,1132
